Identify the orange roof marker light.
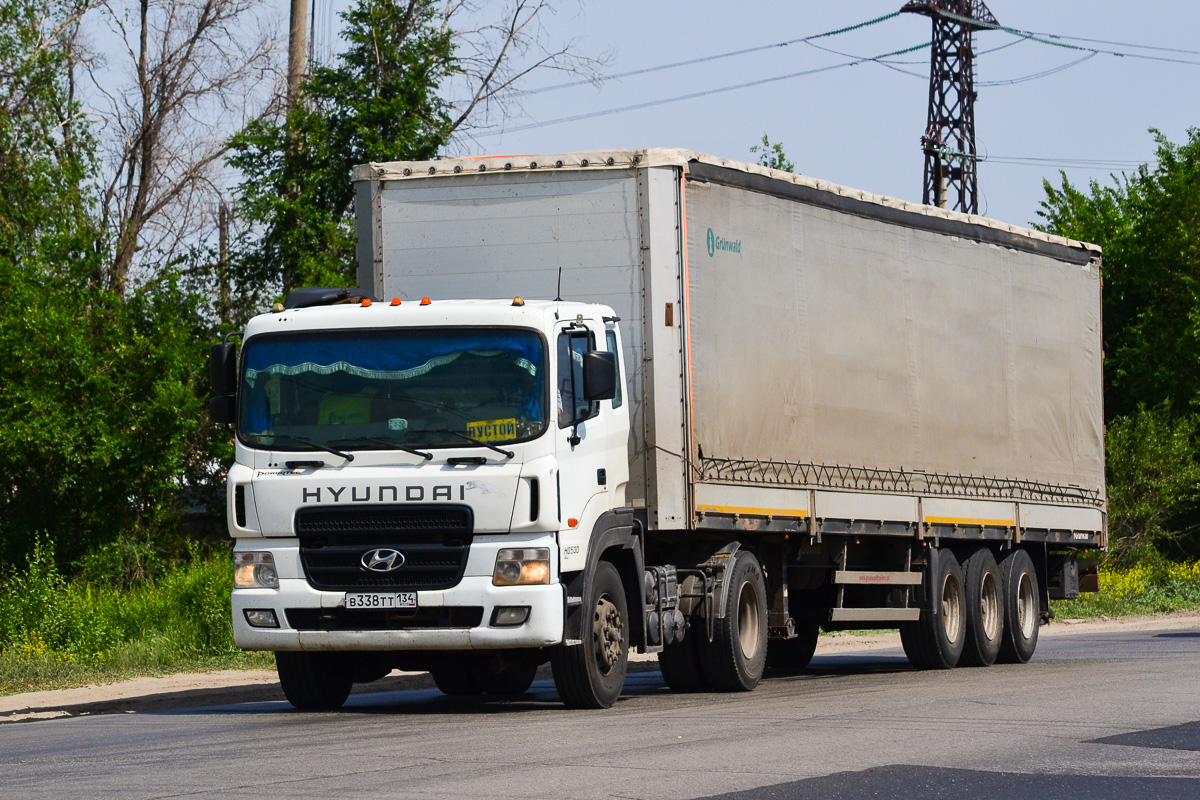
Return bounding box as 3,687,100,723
360,298,372,307
420,297,432,306
512,296,525,307
390,298,401,306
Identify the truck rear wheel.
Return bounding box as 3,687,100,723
961,548,1004,667
658,629,709,692
699,550,768,691
997,548,1040,664
900,549,965,670
275,651,354,710
766,621,820,672
551,560,629,708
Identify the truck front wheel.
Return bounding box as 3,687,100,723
551,560,629,708
275,651,354,710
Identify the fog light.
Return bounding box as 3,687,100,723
493,548,551,586
492,606,531,626
244,609,279,628
234,552,279,588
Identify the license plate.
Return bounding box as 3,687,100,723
345,592,417,610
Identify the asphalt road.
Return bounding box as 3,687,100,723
3,627,1200,800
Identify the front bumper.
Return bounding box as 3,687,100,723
232,537,564,652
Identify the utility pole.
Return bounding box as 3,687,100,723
900,0,996,213
287,0,308,110
283,0,308,293
218,201,230,325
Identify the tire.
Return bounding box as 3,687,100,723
551,560,629,708
275,651,354,710
698,550,768,691
899,548,966,670
476,658,538,695
430,658,482,696
997,548,1040,664
960,548,1004,667
766,621,820,673
658,627,710,692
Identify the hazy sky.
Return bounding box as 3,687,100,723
417,0,1200,228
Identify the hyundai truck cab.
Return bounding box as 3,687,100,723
215,295,628,699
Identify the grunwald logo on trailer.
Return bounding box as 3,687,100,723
362,549,405,572
706,227,741,257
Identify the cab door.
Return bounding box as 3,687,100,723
554,321,613,571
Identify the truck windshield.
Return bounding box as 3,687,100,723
238,328,547,451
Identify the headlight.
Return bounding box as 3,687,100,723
234,551,279,589
493,548,551,586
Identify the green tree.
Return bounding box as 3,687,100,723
750,133,795,173
1037,128,1200,420
228,0,455,294
1037,128,1200,560
1,0,220,568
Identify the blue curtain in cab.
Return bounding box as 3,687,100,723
243,331,543,380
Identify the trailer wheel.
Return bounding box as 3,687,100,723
551,560,629,708
658,628,709,692
997,548,1040,664
960,548,1004,667
766,621,820,673
899,549,965,670
275,651,354,710
699,550,768,691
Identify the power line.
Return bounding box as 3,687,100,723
1024,31,1200,57
514,11,904,96
483,42,930,136
977,52,1098,86
941,10,1200,66
982,154,1144,170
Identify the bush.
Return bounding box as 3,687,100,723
1105,405,1200,563
1055,555,1200,618
0,536,269,694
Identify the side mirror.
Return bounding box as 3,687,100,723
582,350,618,401
210,343,237,395
208,395,236,425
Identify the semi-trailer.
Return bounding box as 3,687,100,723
210,149,1105,708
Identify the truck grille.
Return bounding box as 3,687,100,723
295,505,473,591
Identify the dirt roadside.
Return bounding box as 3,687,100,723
4,610,1198,724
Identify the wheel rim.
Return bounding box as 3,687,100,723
941,572,962,644
737,579,762,660
1016,571,1036,639
979,570,1000,641
592,594,624,676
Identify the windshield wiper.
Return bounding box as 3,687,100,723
246,433,354,462
432,429,515,459
328,436,433,461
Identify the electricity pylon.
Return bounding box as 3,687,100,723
900,0,997,213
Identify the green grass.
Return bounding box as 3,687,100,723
0,539,273,696
1053,557,1200,619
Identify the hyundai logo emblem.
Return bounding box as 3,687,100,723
362,548,405,572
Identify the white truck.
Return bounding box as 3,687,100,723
209,149,1106,709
